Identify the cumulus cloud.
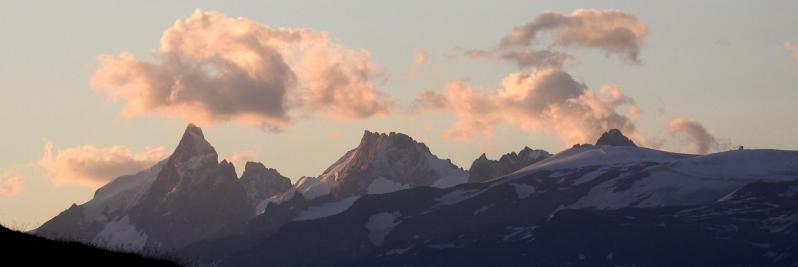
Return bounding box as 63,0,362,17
780,43,798,61
38,142,168,188
500,9,647,63
415,68,646,146
668,119,719,154
91,9,393,131
0,176,23,197
467,9,647,69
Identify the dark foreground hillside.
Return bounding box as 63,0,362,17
1,224,180,266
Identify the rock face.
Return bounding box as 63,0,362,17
297,131,467,199
129,125,252,249
240,162,292,206
468,147,551,183
35,124,292,250
595,129,636,147
176,130,469,263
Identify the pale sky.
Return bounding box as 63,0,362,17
1,0,797,230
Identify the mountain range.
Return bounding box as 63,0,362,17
34,124,798,266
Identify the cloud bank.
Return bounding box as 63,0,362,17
38,142,168,188
0,176,23,197
668,119,719,154
414,68,647,146
91,9,393,130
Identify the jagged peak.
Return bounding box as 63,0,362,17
172,124,217,162
241,161,286,180
244,161,267,173
595,129,636,147
359,130,430,153
477,147,551,163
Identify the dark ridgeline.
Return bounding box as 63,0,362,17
1,224,179,266
467,147,551,183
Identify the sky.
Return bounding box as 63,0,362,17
1,0,797,230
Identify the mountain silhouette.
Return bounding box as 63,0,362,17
2,224,179,266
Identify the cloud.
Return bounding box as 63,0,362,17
38,141,168,188
91,9,393,131
414,51,429,65
415,68,647,146
500,9,648,63
226,150,258,176
499,50,572,69
0,176,23,197
411,89,450,111
409,51,430,77
466,9,646,69
668,119,719,154
780,43,798,61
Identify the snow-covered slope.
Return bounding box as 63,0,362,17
82,161,165,223
297,131,467,200
515,145,690,174
508,143,798,210
217,130,798,267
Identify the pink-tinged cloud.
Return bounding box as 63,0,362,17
38,141,168,188
91,9,393,131
0,176,23,197
668,119,719,154
227,150,258,176
780,43,798,61
415,68,647,146
414,51,429,65
465,48,572,69
500,9,648,63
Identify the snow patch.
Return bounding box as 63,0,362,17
294,196,360,221
473,205,492,215
295,176,331,200
367,177,410,194
431,172,468,188
510,183,536,199
421,152,467,188
255,195,282,215
92,216,147,251
385,247,411,255
436,189,475,205
366,212,402,246
83,161,165,220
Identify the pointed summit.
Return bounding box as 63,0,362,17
595,129,636,147
172,124,216,162
358,130,426,153
299,130,466,199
